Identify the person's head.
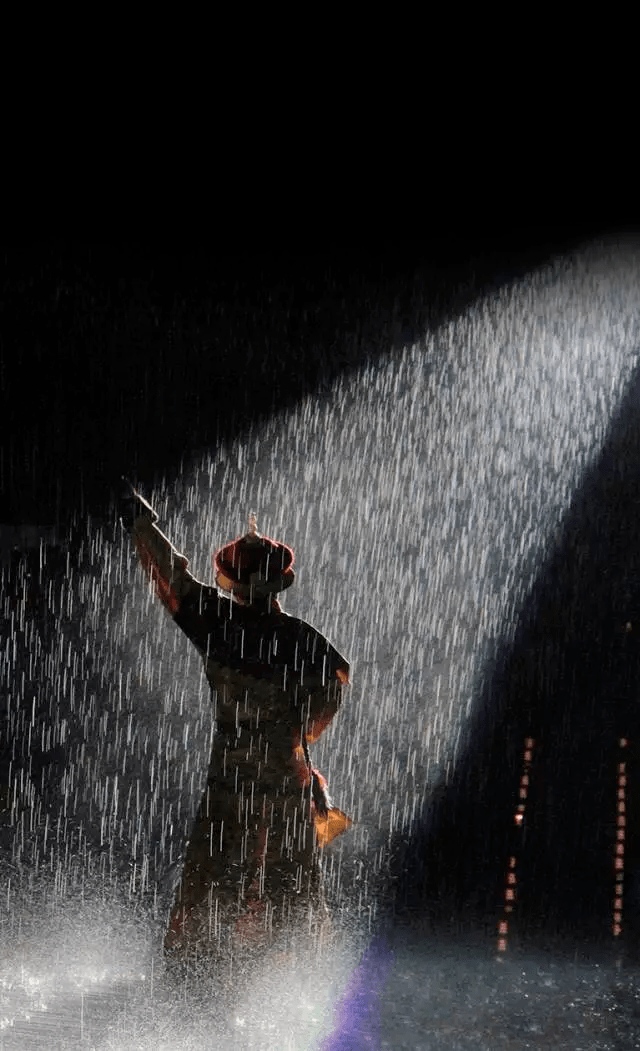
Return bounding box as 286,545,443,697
213,514,295,611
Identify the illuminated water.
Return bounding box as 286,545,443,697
3,239,640,1047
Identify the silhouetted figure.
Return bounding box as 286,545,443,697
120,483,351,962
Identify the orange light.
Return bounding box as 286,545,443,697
614,721,627,953
499,734,535,954
314,807,353,848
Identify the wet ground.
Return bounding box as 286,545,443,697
3,901,640,1049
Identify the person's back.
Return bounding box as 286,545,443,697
119,483,351,961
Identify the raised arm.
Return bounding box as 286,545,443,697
120,481,202,616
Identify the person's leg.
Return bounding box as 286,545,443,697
164,789,239,956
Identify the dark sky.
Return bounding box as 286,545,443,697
2,228,610,533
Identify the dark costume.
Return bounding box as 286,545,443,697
120,486,351,958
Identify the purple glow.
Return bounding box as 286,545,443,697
321,938,395,1051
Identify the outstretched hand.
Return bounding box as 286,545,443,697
119,477,158,531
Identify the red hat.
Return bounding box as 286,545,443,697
213,513,295,601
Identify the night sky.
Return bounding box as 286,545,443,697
2,232,603,529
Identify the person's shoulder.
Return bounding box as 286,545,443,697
177,583,232,623
277,611,350,679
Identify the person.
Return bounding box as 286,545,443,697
119,481,352,963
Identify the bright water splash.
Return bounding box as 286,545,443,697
3,897,640,1049
0,890,150,1047
0,885,361,1050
